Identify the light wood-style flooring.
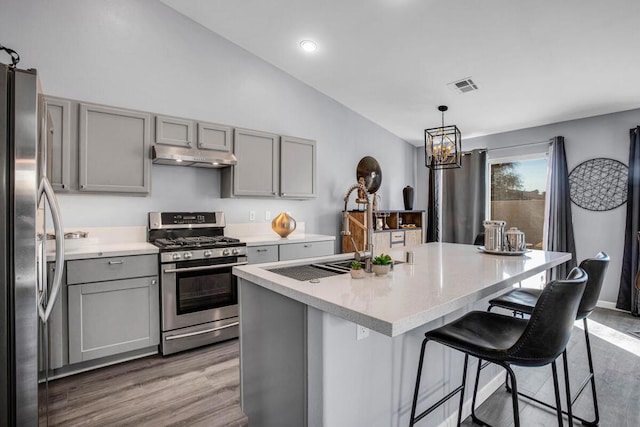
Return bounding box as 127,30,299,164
40,339,247,426
40,308,638,426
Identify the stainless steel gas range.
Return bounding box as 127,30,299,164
148,212,247,355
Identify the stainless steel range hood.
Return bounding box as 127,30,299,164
152,145,237,168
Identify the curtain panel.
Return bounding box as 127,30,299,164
544,136,577,280
616,126,640,315
441,149,487,244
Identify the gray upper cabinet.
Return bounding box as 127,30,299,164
155,115,194,147
45,96,72,192
79,103,151,194
280,135,316,199
222,130,316,199
223,128,279,197
197,121,232,151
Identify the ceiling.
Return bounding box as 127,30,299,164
160,0,640,146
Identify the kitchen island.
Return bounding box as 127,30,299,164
233,243,571,427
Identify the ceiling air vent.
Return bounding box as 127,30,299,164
448,77,478,94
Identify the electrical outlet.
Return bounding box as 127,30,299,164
249,211,256,221
356,324,370,340
265,211,271,220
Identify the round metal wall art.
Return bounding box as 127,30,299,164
568,158,628,211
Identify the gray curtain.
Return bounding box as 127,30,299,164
426,168,439,242
616,126,640,316
441,149,486,244
545,136,577,280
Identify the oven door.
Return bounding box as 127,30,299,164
161,257,246,331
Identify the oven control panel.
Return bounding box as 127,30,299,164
160,246,248,263
148,212,225,230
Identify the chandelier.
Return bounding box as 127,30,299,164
424,105,462,169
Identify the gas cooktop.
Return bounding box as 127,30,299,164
152,235,242,250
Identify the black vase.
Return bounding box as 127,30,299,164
403,186,414,210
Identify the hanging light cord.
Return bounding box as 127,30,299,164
0,44,20,68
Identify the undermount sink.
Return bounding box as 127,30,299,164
268,259,403,281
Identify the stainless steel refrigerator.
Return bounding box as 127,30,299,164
1,63,65,425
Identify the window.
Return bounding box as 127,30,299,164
488,154,548,287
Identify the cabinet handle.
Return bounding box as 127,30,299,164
80,184,86,189
108,260,124,265
282,193,286,196
151,279,157,285
256,249,268,252
304,244,312,248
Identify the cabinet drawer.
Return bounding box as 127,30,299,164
66,254,158,285
247,245,279,264
279,241,334,261
390,231,405,246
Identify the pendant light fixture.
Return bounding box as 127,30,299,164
425,105,462,169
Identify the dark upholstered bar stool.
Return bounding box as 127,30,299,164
487,252,609,426
409,267,588,427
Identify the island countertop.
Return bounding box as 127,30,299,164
233,242,571,337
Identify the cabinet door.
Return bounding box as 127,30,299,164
45,97,72,192
404,229,423,248
373,232,391,256
197,121,232,151
279,241,334,261
155,115,193,147
78,103,151,194
280,136,316,199
231,128,279,197
247,245,279,264
68,276,159,364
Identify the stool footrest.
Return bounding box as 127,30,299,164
412,384,465,424
512,387,598,426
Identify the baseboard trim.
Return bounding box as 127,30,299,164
596,300,624,311
438,371,504,427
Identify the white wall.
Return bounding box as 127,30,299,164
416,108,640,304
0,0,416,239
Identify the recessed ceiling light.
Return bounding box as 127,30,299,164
299,40,317,52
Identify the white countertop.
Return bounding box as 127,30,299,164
45,226,158,261
233,243,571,337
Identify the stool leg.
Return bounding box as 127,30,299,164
551,360,564,426
504,364,521,427
456,354,470,426
471,358,483,424
582,318,600,426
410,337,429,426
562,351,574,427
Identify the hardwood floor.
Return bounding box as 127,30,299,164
462,308,640,426
39,308,638,426
40,339,247,427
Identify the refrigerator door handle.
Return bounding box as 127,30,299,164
37,177,64,323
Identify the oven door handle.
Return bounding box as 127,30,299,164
163,261,248,274
165,322,240,341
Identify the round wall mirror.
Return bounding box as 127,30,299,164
356,156,382,193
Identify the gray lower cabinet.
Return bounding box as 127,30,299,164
78,103,151,194
45,96,72,192
279,241,334,261
247,245,279,264
280,135,316,199
67,254,159,364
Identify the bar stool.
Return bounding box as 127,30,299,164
409,267,588,427
487,252,609,426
